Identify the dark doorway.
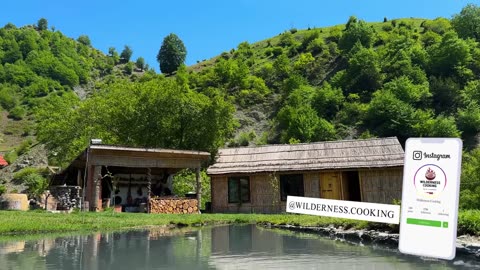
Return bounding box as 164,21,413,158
342,171,361,201
280,174,304,201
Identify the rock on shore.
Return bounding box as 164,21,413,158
263,223,480,259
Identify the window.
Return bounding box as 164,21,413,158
228,177,250,203
280,174,304,201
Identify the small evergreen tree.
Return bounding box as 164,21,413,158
157,33,187,74
37,18,48,31
77,35,91,46
120,45,133,64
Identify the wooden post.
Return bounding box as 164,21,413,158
147,167,151,213
91,166,102,211
195,167,201,213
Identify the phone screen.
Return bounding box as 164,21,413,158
399,138,462,260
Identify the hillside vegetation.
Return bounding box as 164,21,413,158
2,5,480,208
0,18,153,155
188,15,480,149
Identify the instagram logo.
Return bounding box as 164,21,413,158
413,151,422,160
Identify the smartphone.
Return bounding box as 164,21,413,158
399,138,462,260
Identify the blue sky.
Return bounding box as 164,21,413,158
0,0,477,72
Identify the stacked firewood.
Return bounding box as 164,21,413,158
149,197,199,214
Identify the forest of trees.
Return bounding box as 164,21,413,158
2,5,480,207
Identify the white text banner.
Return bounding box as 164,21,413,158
286,196,400,224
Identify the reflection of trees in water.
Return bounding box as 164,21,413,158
0,240,47,270
1,226,478,269
0,228,214,270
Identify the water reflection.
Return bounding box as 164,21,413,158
0,225,478,270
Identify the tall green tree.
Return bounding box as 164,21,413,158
452,4,480,40
157,33,187,74
36,79,235,165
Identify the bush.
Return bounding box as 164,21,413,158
172,169,210,209
264,48,273,57
458,210,480,235
382,24,393,32
0,88,18,110
23,173,49,199
13,167,41,181
220,52,230,60
0,184,6,196
16,139,33,156
307,38,325,55
4,151,17,164
13,167,49,199
289,28,297,34
237,130,256,146
124,62,134,75
8,106,26,120
272,47,283,57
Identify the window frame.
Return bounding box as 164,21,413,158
227,176,250,203
280,174,304,201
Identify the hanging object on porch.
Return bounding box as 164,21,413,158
137,183,143,197
127,175,133,205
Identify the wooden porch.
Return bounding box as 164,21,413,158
52,144,210,213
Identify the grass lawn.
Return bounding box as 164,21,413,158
0,209,479,236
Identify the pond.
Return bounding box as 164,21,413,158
0,225,478,269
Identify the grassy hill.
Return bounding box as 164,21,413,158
2,8,480,208
186,16,477,147
2,12,480,159
0,19,152,160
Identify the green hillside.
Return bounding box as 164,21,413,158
2,4,480,208
187,15,480,149
0,18,152,156
4,13,480,161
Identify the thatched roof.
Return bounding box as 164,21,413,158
207,137,404,175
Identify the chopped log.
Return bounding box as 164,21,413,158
149,197,200,214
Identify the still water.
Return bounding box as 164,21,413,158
0,225,479,270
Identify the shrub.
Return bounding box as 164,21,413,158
13,167,41,181
307,38,325,55
13,167,49,198
4,151,17,164
255,132,269,145
272,47,283,57
264,48,273,57
289,28,297,34
16,139,33,156
124,62,134,75
172,169,210,209
382,24,393,32
279,32,295,47
8,106,26,120
0,88,18,110
220,52,230,60
0,184,6,196
237,130,256,146
23,173,49,199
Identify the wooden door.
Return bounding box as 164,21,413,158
320,172,342,200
